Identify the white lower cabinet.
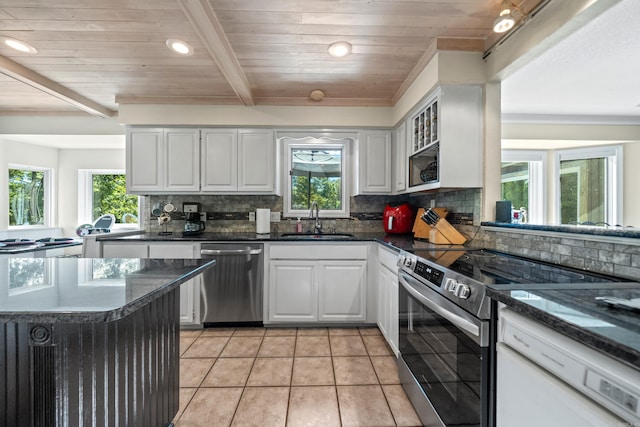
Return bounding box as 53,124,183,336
377,247,399,356
100,242,200,326
268,244,368,323
318,260,367,321
269,261,317,322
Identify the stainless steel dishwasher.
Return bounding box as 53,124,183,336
199,243,264,326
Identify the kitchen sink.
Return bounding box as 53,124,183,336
279,233,355,240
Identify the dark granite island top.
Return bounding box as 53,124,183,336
0,257,215,427
487,283,640,370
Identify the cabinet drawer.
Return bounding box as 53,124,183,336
379,246,399,272
102,243,148,258
149,244,195,259
270,244,368,260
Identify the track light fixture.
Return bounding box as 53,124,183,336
493,0,522,33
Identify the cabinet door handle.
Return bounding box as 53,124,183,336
200,248,262,256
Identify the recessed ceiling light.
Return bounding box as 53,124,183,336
309,89,325,101
166,39,194,56
328,41,352,57
0,36,38,54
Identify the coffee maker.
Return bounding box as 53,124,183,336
184,212,206,235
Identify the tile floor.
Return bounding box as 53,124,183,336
175,326,421,427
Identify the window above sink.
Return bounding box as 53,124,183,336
279,133,353,219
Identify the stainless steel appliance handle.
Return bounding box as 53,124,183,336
200,248,263,256
399,271,481,339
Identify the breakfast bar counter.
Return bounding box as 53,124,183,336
0,257,216,427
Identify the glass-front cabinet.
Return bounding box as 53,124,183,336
407,85,483,192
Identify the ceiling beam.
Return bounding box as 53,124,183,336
0,55,115,118
178,0,255,106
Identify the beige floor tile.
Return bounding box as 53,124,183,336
180,337,197,356
358,327,382,336
201,327,236,337
231,387,289,427
362,335,393,356
287,386,341,427
173,387,197,423
328,327,360,336
370,356,401,384
382,384,423,427
180,329,203,338
179,358,215,388
296,327,328,336
177,387,243,427
201,357,254,387
295,336,331,357
233,327,267,337
330,335,368,356
265,327,298,336
333,356,379,385
337,385,396,427
219,336,263,358
258,336,296,357
246,357,293,386
182,337,230,358
291,357,335,386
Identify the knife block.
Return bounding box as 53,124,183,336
429,216,467,245
412,207,447,240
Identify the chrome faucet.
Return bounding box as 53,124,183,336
309,201,322,233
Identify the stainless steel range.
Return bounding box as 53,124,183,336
396,248,625,427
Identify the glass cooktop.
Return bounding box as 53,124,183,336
409,248,626,285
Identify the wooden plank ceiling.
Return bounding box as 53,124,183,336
0,0,543,117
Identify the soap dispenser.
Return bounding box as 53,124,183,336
296,218,303,233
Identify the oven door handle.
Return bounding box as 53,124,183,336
399,271,483,341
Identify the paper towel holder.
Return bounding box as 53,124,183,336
256,208,271,234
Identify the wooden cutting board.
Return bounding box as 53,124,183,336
413,207,447,240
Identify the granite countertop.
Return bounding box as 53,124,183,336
482,221,640,239
0,257,215,323
95,231,425,252
487,283,640,370
0,239,82,255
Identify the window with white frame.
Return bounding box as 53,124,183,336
8,165,52,227
556,145,622,226
280,135,351,219
78,170,141,228
501,151,546,224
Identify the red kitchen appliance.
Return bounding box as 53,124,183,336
383,203,416,234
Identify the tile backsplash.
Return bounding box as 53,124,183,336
144,189,640,280
144,189,481,235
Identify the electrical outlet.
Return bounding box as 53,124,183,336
270,212,281,222
200,212,207,221
429,199,436,208
249,212,255,221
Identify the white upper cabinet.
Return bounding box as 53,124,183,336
200,129,238,191
126,128,163,193
392,121,407,194
353,130,392,195
406,85,483,192
238,129,276,192
201,128,277,193
126,127,277,194
164,128,200,192
126,127,199,194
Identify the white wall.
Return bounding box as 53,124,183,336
57,149,126,237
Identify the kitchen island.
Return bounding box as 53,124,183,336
0,257,215,427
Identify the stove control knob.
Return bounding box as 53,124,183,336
444,278,458,293
455,284,471,299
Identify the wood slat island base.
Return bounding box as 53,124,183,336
0,257,215,427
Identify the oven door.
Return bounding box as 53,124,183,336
398,271,492,427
